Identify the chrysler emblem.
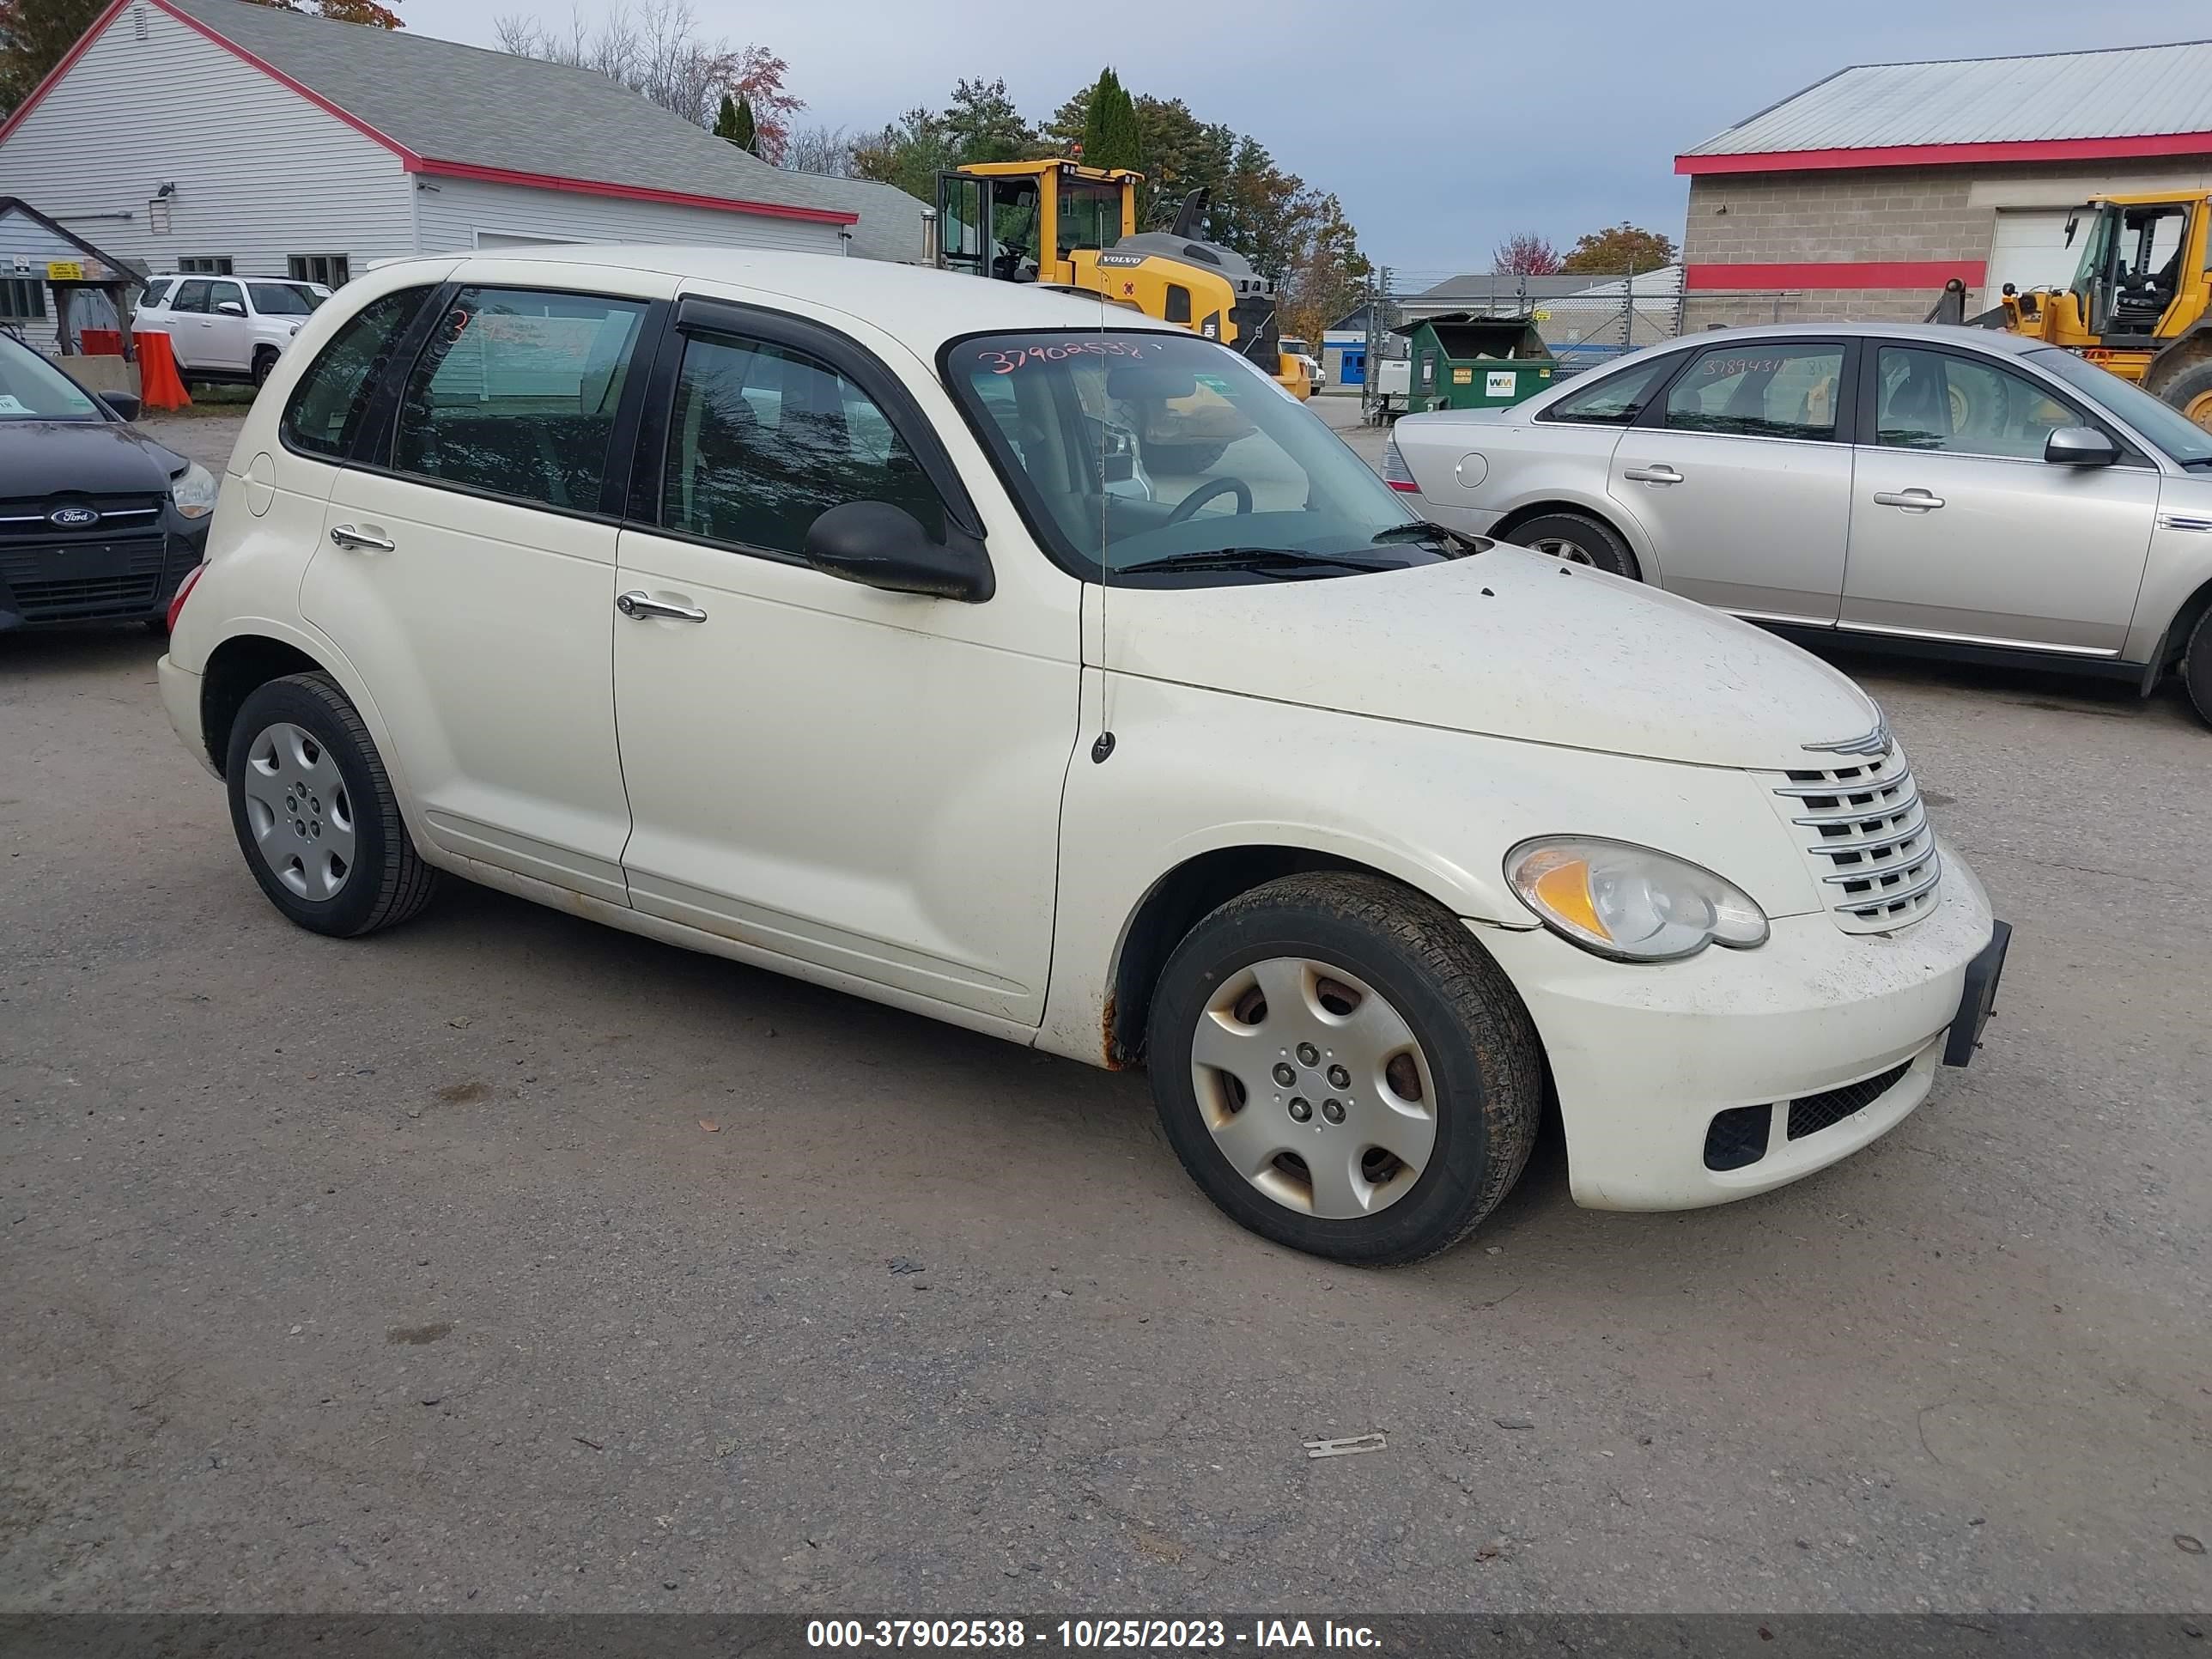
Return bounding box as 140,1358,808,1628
1803,716,1892,758
47,504,100,528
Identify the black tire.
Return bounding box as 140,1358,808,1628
1504,510,1640,580
1146,872,1543,1266
2158,359,2212,434
224,672,439,938
2183,605,2212,731
252,349,279,389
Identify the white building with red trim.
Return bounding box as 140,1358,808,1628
1676,40,2212,329
0,0,929,289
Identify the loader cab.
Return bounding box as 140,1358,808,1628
2068,197,2201,338
938,160,1139,289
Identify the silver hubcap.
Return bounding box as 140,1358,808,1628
240,721,356,902
1532,536,1595,566
1189,957,1437,1219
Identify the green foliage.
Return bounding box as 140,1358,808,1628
1078,67,1142,173
854,76,1042,198
715,93,757,153
0,0,112,112
1559,222,1678,276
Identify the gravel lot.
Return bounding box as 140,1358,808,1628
3,405,2206,1615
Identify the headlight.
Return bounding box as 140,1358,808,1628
1505,836,1768,962
170,460,216,520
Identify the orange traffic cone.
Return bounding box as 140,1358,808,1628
135,330,191,411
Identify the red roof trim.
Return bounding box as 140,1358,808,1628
1686,260,1987,291
1678,131,2212,174
149,0,423,161
0,0,137,147
408,158,858,225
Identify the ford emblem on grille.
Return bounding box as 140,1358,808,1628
47,505,100,528
1803,716,1892,758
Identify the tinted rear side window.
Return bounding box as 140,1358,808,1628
281,286,435,459
391,287,648,513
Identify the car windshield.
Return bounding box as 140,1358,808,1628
248,283,321,316
2025,346,2212,466
945,330,1439,580
0,333,104,421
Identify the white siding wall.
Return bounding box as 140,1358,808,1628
0,0,412,283
410,174,845,258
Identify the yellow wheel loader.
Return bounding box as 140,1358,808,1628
931,158,1312,399
1932,191,2212,430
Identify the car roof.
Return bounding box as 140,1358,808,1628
1649,320,2055,357
369,245,1186,352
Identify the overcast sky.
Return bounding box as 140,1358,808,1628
418,0,2207,278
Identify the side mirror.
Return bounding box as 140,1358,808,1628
2045,426,2118,467
802,501,994,603
216,301,246,317
98,391,142,422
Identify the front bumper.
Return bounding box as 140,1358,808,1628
1480,840,1996,1210
0,520,207,629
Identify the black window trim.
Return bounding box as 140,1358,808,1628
277,281,445,469
1853,337,2154,469
1632,334,1863,445
338,283,671,524
625,293,988,568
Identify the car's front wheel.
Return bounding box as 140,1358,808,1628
1146,872,1543,1265
225,672,439,937
2183,605,2212,730
1508,511,1640,580
252,348,280,388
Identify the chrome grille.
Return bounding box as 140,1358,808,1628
0,494,163,541
1775,745,1942,931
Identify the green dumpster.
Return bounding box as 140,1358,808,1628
1392,312,1556,414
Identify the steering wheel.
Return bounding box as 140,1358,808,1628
1165,477,1254,525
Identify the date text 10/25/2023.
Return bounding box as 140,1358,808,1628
806,1620,1382,1650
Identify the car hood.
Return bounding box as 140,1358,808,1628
0,421,186,495
1103,543,1881,770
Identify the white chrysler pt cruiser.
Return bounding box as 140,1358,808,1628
159,248,2008,1264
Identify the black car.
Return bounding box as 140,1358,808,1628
0,332,214,631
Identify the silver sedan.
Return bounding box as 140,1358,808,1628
1386,322,2212,726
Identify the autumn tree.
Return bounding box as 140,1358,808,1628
1077,67,1141,172
1492,232,1562,275
781,124,857,176
0,0,103,112
495,2,799,160
1560,222,1677,276
241,0,403,22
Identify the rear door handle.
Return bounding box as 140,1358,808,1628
328,524,396,551
1872,489,1945,511
1622,464,1681,484
617,590,707,623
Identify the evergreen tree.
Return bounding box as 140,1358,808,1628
714,93,758,154
1078,67,1141,173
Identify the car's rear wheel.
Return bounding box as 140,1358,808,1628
1507,511,1640,580
1146,872,1542,1265
2183,605,2212,730
225,672,439,937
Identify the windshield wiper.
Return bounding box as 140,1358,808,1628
1119,547,1406,579
1370,520,1486,555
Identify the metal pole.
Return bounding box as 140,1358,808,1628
1623,261,1634,350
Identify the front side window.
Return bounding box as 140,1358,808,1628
206,279,245,315
281,285,435,459
1874,346,2079,459
945,330,1446,582
660,331,945,556
2027,346,2212,468
392,287,647,512
1538,354,1679,425
0,333,101,421
1662,341,1844,441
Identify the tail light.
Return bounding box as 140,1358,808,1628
1382,438,1419,493
166,562,206,633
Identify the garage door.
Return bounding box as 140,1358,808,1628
1987,210,2082,297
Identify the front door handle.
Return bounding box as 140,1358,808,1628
328,524,396,551
617,590,708,623
1622,463,1681,484
1872,489,1945,511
